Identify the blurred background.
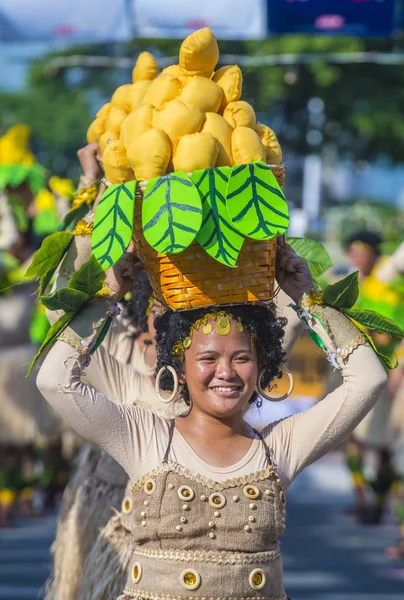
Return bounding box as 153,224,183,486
1,1,404,599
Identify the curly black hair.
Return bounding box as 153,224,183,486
155,303,287,406
120,271,153,333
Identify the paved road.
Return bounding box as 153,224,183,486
0,453,403,600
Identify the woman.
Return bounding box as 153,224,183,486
37,240,387,599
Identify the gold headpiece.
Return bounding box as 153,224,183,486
172,310,255,361
145,295,154,317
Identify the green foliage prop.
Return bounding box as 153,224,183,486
25,231,73,279
287,237,333,278
323,272,359,309
26,311,74,375
28,256,105,374
342,308,404,339
192,167,244,267
68,255,105,298
59,203,89,232
226,162,289,240
92,181,137,270
41,288,89,313
142,173,203,254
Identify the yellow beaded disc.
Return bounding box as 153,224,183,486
202,323,213,334
180,568,201,590
183,336,192,348
253,572,263,585
216,316,231,336
184,572,196,585
236,321,244,332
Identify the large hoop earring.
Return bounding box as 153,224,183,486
155,366,179,404
257,367,294,402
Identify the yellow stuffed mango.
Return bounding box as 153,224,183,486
142,74,181,109
127,129,171,181
223,100,256,129
132,51,159,83
179,27,219,78
162,64,182,78
86,117,106,144
231,127,265,164
126,81,152,110
103,140,134,184
212,65,243,112
201,113,233,167
255,123,283,165
173,133,219,172
105,106,128,135
111,84,133,109
99,130,119,155
96,102,112,119
152,99,204,144
177,76,223,114
120,105,154,150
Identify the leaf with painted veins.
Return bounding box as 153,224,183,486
226,161,289,240
142,172,202,254
192,167,244,267
92,181,137,270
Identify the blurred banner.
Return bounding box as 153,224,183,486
131,0,267,39
0,0,267,43
0,0,133,42
268,0,396,36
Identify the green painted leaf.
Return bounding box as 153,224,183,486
69,255,105,298
323,272,359,309
191,167,244,267
26,311,74,375
226,161,289,240
342,308,404,339
142,172,202,254
25,232,73,279
59,203,89,231
287,237,333,278
41,288,89,313
92,181,137,270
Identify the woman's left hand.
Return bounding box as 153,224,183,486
105,242,143,300
276,239,314,304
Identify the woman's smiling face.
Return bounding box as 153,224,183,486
181,318,258,418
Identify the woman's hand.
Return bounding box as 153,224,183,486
77,143,102,184
276,239,314,304
105,242,144,300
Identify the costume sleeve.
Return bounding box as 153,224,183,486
36,298,166,478
264,303,388,487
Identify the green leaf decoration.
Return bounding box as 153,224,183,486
191,167,244,267
287,237,333,278
345,316,397,370
0,164,46,194
26,311,74,375
142,172,203,254
226,161,289,240
90,317,113,355
69,255,105,298
92,181,137,270
38,267,57,298
59,203,89,231
41,288,89,313
342,308,404,339
322,271,359,309
25,232,73,279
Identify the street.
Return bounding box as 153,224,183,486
0,452,403,600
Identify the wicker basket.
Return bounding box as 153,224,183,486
132,165,284,311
